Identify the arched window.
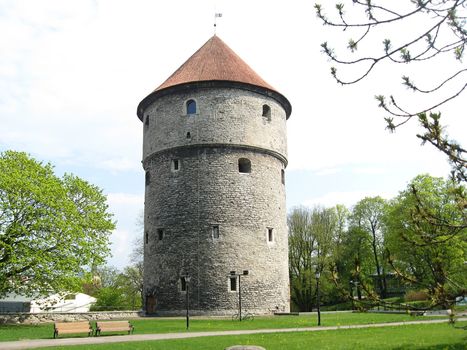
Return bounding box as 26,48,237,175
262,104,271,121
186,99,197,115
281,169,285,184
238,158,251,173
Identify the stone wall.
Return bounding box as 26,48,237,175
142,88,288,161
0,311,142,324
141,85,290,315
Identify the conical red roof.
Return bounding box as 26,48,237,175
138,35,291,119
155,35,276,92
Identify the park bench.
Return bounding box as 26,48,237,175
95,320,134,336
53,321,93,338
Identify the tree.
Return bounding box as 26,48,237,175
315,1,466,181
118,265,143,310
342,226,375,300
288,206,341,310
385,174,467,308
128,210,144,307
350,197,389,298
0,150,115,297
288,206,315,311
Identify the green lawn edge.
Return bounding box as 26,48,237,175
40,321,467,350
0,313,452,342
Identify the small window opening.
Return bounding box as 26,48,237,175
262,104,271,121
186,132,191,139
145,115,149,127
157,229,164,241
172,159,180,171
230,277,237,291
180,277,186,292
212,225,219,239
238,158,251,173
281,169,285,185
145,231,149,244
186,99,196,115
268,228,274,242
145,171,151,186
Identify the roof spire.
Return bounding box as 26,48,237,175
214,12,222,34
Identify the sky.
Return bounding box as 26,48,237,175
1,0,465,269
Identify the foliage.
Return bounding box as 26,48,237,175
315,1,466,181
117,265,143,310
91,287,128,311
0,151,115,297
350,197,389,298
288,206,343,310
405,289,430,302
87,264,142,311
385,174,467,308
87,211,144,311
337,226,375,300
288,206,315,311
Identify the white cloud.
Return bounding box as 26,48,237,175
107,193,144,207
105,193,143,268
314,168,342,176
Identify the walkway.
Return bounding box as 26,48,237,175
2,318,465,350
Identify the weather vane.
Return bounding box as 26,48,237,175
214,12,222,34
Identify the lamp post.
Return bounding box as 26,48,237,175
185,276,191,330
315,271,321,326
350,280,360,310
230,270,249,321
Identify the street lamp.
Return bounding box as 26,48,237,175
185,276,191,330
315,270,321,326
230,270,249,321
350,280,360,310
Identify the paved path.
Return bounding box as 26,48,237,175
2,318,465,350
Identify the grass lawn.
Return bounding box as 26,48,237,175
41,321,467,350
0,312,452,342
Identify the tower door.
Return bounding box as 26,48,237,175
146,295,156,314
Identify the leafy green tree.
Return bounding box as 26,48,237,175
91,287,128,311
117,265,143,310
315,1,466,181
341,226,376,300
385,174,467,308
129,211,144,307
288,206,342,310
350,197,389,298
288,206,315,311
0,150,115,297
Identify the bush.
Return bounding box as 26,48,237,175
405,290,429,302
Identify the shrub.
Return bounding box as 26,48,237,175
405,290,429,302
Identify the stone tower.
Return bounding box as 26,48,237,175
137,35,292,315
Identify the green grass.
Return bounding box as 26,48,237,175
0,312,449,342
41,321,467,350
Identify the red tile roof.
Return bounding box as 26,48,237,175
155,35,277,92
137,35,291,120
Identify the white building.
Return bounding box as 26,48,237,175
0,293,96,313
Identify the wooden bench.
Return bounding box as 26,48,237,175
95,320,134,336
53,321,93,338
